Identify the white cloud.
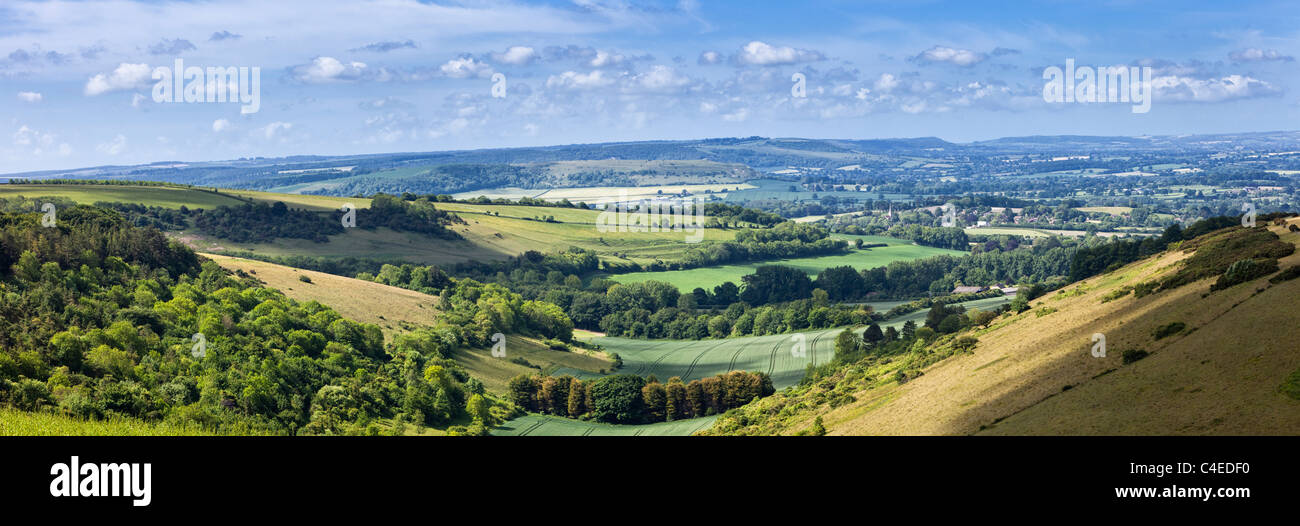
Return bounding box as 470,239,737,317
492,46,538,65
546,70,616,90
17,91,42,103
1229,48,1294,63
698,50,723,65
912,46,985,66
440,56,494,78
589,49,626,68
291,57,369,83
1153,74,1279,102
629,65,690,92
735,41,824,66
96,134,127,155
874,73,899,93
84,63,152,96
212,119,232,132
261,121,293,139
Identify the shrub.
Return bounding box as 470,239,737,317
1269,265,1300,284
298,274,312,283
1152,322,1185,340
1211,258,1278,291
1122,349,1149,364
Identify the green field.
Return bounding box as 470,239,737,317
0,184,249,209
607,235,961,291
492,413,720,436
723,178,911,203
499,294,1011,436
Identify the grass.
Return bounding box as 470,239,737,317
0,184,248,209
203,253,441,338
607,235,960,291
453,183,757,204
492,413,720,436
743,218,1300,436
0,407,266,436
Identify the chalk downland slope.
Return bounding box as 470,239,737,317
713,219,1300,436
204,253,613,395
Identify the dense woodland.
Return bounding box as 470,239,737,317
508,371,774,424
0,207,514,435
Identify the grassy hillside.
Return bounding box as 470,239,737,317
203,253,614,394
0,407,269,436
704,220,1300,435
5,183,740,267
202,253,441,338
607,235,961,291
0,183,248,209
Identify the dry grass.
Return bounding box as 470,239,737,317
203,253,440,338
812,219,1300,436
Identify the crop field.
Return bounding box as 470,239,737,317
452,183,757,204
608,235,961,291
0,184,249,209
723,178,911,203
492,413,720,436
564,295,1012,390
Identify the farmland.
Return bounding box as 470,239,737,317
451,182,758,205
492,413,720,436
607,234,961,291
0,183,248,209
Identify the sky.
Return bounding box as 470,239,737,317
2,0,1299,173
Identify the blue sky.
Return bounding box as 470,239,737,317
2,0,1298,172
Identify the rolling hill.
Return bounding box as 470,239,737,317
704,219,1300,435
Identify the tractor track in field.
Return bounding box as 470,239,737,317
641,340,692,378
580,427,594,437
726,336,758,372
808,330,831,367
517,418,547,436
631,341,676,376
681,340,731,381
765,336,787,376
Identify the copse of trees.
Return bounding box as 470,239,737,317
507,371,774,424
0,207,509,435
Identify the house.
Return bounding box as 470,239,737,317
952,286,986,294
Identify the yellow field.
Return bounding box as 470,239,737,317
1076,206,1134,216
0,184,248,209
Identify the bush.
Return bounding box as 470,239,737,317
1122,349,1149,364
1269,265,1300,284
298,274,312,283
1211,258,1279,291
1152,322,1185,340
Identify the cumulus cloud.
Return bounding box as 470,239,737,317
351,40,417,53
588,49,627,68
11,125,70,157
209,31,241,42
628,65,690,92
1153,74,1280,102
212,119,232,132
492,46,538,65
546,70,617,90
911,45,985,66
17,91,42,103
439,56,494,78
148,38,197,55
1229,48,1294,63
734,41,824,66
698,50,722,65
291,57,369,83
260,121,293,140
96,134,127,155
84,63,152,96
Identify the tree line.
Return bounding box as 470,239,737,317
507,371,775,424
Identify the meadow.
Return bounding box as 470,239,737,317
0,407,265,436
492,413,720,436
607,234,961,291
0,184,248,209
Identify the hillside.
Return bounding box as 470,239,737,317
202,253,615,394
705,218,1300,435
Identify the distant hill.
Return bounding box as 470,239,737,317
10,131,1300,196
